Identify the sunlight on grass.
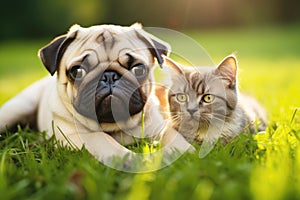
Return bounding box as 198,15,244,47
251,109,300,199
0,72,47,105
239,57,300,119
0,40,47,105
192,180,214,200
251,129,290,200
127,173,155,200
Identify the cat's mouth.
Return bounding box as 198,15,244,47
185,113,200,121
191,115,200,121
181,115,200,124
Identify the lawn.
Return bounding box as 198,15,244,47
0,24,300,200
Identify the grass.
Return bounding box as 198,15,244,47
1,24,300,199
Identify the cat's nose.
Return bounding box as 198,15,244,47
187,108,197,116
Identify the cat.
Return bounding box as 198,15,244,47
157,55,267,144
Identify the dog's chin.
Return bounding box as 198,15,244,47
96,95,128,123
98,111,143,132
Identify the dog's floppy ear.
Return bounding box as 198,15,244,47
132,24,171,67
38,26,79,76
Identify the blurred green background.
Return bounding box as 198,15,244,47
1,0,300,40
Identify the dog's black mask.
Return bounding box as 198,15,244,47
73,70,146,123
95,70,146,123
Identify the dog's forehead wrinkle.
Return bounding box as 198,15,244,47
103,29,113,40
126,53,134,67
66,53,87,69
82,54,99,71
77,29,150,66
117,49,148,68
95,30,116,52
95,32,104,44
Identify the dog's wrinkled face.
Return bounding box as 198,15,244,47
39,24,170,131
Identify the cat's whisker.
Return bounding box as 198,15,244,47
208,113,235,122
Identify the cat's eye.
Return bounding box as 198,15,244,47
202,94,215,103
131,64,147,78
68,65,87,81
176,93,188,102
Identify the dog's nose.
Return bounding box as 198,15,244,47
100,71,121,86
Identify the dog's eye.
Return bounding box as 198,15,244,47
131,64,146,77
68,65,87,81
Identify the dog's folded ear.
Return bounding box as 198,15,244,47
38,27,78,76
132,24,171,67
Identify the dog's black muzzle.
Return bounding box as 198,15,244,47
74,70,146,123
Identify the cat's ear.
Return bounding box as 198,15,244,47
216,54,237,87
163,56,184,74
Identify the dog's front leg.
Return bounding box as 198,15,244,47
79,132,135,166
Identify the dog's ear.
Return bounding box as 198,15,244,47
38,26,78,76
132,25,171,68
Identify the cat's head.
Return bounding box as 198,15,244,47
165,55,238,141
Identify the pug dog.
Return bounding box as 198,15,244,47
0,24,191,166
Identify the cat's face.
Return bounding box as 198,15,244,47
166,55,238,141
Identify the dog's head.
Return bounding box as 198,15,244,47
39,23,170,131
